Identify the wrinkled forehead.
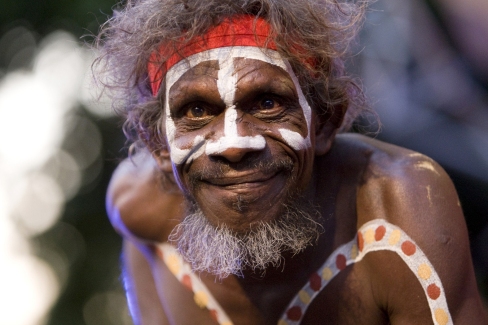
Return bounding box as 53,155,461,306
165,46,288,90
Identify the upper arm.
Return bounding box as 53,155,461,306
122,240,170,325
357,150,488,324
106,152,184,243
107,154,186,324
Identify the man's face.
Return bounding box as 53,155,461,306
164,47,317,232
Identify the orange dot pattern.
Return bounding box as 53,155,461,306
155,220,452,325
401,240,417,256
279,219,452,325
156,243,234,325
375,225,386,241
279,237,358,324
354,220,451,325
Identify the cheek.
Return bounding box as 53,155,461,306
278,128,309,151
278,62,313,151
277,106,311,151
165,115,207,165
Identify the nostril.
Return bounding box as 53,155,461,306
218,147,252,163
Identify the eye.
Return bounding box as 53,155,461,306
186,105,208,118
258,97,280,110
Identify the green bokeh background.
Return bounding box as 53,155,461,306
0,1,486,324
1,1,130,324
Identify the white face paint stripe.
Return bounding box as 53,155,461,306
164,46,312,165
216,55,236,107
165,47,286,94
224,106,238,138
278,129,309,151
170,135,206,165
205,106,266,154
280,60,312,149
207,55,266,155
211,52,265,155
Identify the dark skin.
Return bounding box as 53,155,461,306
167,58,318,231
106,57,488,325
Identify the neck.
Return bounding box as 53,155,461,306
234,220,335,324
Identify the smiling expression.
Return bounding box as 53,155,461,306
163,46,317,231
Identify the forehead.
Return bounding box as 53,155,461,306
168,59,296,99
165,46,288,90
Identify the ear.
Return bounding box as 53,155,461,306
151,148,173,174
313,106,345,156
139,129,174,174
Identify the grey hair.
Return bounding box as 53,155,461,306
94,0,371,156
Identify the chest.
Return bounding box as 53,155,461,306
151,256,386,325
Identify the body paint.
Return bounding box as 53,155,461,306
164,46,312,165
280,219,453,325
205,107,266,155
414,161,440,176
155,219,453,325
206,48,266,155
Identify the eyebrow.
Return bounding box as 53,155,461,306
167,52,297,116
168,77,224,114
233,64,297,101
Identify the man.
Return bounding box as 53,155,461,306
98,0,488,324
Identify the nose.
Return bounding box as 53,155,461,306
205,107,265,162
206,137,266,162
218,148,247,163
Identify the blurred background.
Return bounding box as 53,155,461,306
0,0,486,324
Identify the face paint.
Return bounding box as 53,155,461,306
414,161,440,176
205,107,267,155
164,46,312,165
205,49,266,155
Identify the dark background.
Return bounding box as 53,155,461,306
0,0,486,324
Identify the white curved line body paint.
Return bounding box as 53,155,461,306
164,46,312,165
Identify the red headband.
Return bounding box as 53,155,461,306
147,15,277,96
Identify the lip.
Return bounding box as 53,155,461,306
200,170,287,198
203,171,278,187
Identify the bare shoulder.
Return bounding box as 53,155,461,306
345,133,463,227
336,133,487,324
106,151,184,243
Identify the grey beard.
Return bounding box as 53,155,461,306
168,197,323,279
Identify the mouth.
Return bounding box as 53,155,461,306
186,157,295,211
199,170,287,200
204,171,278,188
187,161,294,226
197,171,287,216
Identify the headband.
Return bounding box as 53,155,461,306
147,15,277,97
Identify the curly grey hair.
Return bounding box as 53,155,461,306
94,0,370,156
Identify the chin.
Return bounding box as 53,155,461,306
190,174,293,232
170,190,323,278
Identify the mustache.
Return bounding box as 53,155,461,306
187,155,295,185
